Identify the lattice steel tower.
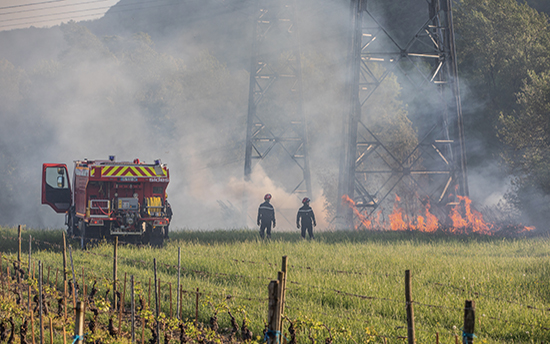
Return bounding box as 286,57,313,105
244,1,312,198
336,0,469,227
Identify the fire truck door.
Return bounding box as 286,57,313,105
41,163,72,213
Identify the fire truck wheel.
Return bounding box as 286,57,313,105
150,228,164,247
142,224,164,247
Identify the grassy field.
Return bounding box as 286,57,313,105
1,226,549,343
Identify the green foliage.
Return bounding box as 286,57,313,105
454,0,550,164
499,70,550,194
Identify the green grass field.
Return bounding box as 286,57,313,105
1,226,549,343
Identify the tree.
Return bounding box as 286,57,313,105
499,71,550,227
454,0,550,165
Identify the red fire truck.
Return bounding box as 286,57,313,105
41,156,171,246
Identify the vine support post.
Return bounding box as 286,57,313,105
154,258,160,344
266,280,281,344
39,261,43,344
29,235,32,278
1,253,4,298
62,232,67,284
63,280,68,321
113,236,118,311
49,317,54,344
405,270,415,344
29,285,35,344
276,271,285,343
131,275,135,344
17,225,21,285
463,300,475,343
74,301,85,344
278,256,288,336
176,247,181,320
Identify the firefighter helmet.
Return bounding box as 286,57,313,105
264,193,272,200
302,197,310,204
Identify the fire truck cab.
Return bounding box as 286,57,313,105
41,156,171,246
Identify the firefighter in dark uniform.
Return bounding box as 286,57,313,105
165,196,173,238
257,193,276,239
297,197,316,240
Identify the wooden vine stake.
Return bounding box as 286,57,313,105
39,261,44,344
463,300,475,344
266,280,280,344
0,253,3,298
63,280,68,321
29,235,32,278
278,256,288,336
49,317,54,344
30,286,36,344
7,265,10,295
405,270,415,344
74,301,85,344
62,232,67,284
113,236,118,311
131,275,135,344
17,225,21,285
176,247,181,320
276,271,285,343
153,258,160,344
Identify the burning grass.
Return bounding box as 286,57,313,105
342,194,535,236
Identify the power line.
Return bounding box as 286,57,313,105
0,11,105,28
1,5,112,23
0,0,183,29
0,0,109,16
0,0,69,11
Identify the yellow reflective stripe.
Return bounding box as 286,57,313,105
102,166,164,177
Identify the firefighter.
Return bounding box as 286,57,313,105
257,193,276,239
165,195,172,239
297,197,316,240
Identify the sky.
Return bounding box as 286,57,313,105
0,0,119,31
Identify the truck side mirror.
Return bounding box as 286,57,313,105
57,175,65,188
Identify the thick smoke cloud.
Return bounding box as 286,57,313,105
0,0,530,232
0,0,350,231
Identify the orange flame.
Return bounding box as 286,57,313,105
341,194,534,235
341,195,372,230
449,195,492,234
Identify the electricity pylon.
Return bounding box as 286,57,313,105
244,0,312,198
336,0,469,227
